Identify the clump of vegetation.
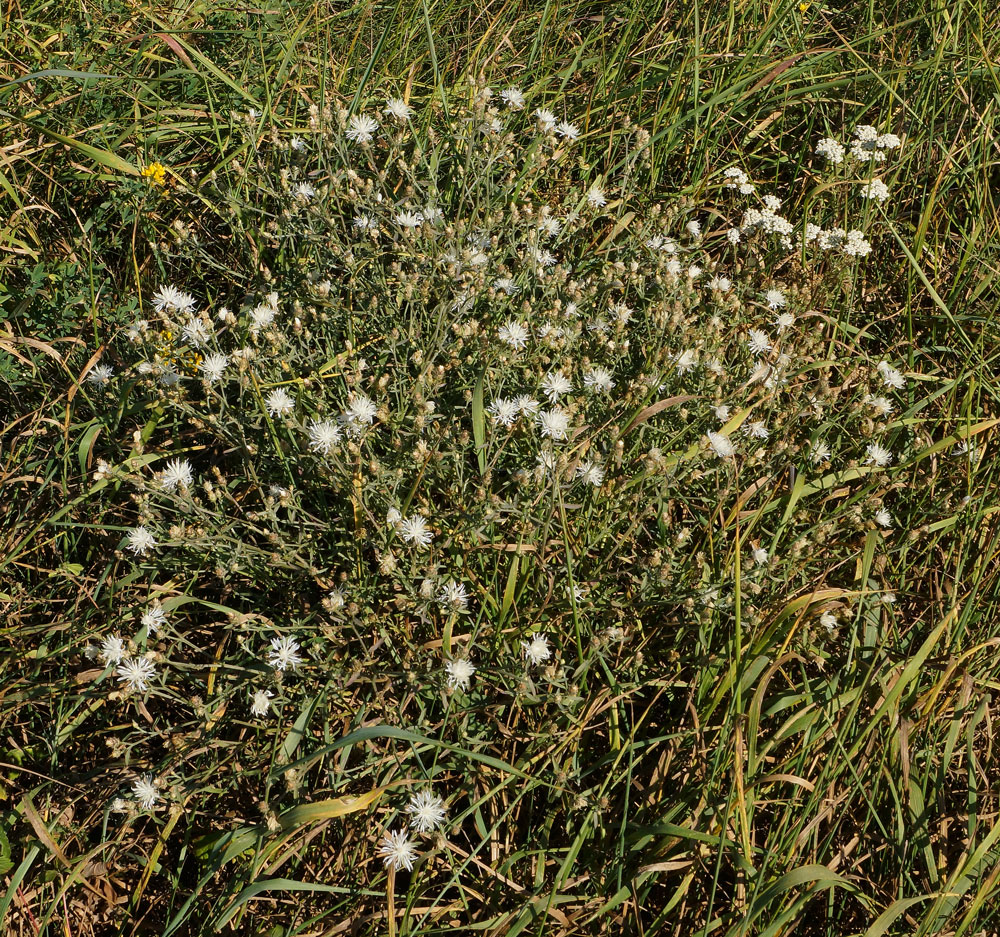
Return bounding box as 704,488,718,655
3,3,999,936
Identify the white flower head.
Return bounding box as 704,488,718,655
522,633,552,665
535,108,557,131
267,635,304,672
307,418,342,455
126,526,157,557
489,398,519,427
865,442,893,467
88,364,114,386
587,186,607,208
774,311,795,332
500,87,525,109
141,607,167,636
384,98,413,122
181,317,213,347
556,120,580,140
100,634,127,665
132,775,160,810
406,790,448,832
707,431,735,459
437,580,470,613
250,688,274,717
152,284,196,316
752,546,768,566
764,289,786,309
576,460,605,487
747,330,772,356
860,179,889,203
345,113,379,143
815,137,846,163
445,658,476,690
541,371,572,402
378,829,418,871
266,388,295,417
396,210,424,229
877,361,906,389
343,394,377,431
875,508,892,528
498,320,530,350
537,408,570,441
199,352,229,384
515,395,540,416
399,515,433,549
583,367,614,393
159,457,194,491
116,656,157,693
811,440,831,464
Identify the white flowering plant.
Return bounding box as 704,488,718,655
2,47,996,937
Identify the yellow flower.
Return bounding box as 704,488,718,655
141,162,167,186
799,1,810,9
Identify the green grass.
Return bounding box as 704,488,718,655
2,1,1000,936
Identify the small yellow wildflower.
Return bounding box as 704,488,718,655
142,162,167,186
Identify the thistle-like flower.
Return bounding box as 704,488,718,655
583,367,614,393
265,388,295,417
88,364,114,385
307,418,342,454
152,284,196,316
199,352,229,383
521,633,551,665
406,790,448,832
541,371,572,402
116,656,157,692
100,634,127,665
498,320,530,350
437,580,470,613
250,688,274,717
132,775,160,810
126,527,158,557
865,442,893,467
346,113,379,143
378,829,418,871
267,635,304,672
384,98,412,122
141,608,167,636
159,457,194,491
399,515,433,548
707,431,735,459
445,658,476,690
500,87,525,109
537,408,570,441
